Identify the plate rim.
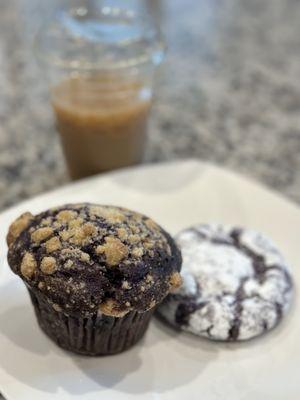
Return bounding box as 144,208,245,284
1,159,300,219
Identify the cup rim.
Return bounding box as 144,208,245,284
35,5,166,71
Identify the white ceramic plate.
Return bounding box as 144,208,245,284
0,160,299,400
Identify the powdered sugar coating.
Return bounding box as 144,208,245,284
157,224,293,341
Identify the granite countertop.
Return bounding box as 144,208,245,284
1,0,300,213
1,2,300,397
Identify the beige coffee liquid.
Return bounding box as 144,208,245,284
52,75,151,179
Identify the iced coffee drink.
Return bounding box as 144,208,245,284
52,74,151,179
36,4,165,179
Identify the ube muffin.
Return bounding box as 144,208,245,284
7,203,182,355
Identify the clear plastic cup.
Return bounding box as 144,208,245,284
36,4,165,179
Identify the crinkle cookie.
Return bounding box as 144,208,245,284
157,224,293,341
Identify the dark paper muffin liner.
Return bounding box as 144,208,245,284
28,289,153,356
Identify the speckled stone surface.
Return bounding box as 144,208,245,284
1,0,300,214
1,1,300,396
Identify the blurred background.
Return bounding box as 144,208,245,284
1,0,300,211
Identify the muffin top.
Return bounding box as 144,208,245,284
7,203,182,318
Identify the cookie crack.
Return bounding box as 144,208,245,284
175,300,207,327
227,276,248,341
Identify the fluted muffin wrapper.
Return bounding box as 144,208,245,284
28,288,153,356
